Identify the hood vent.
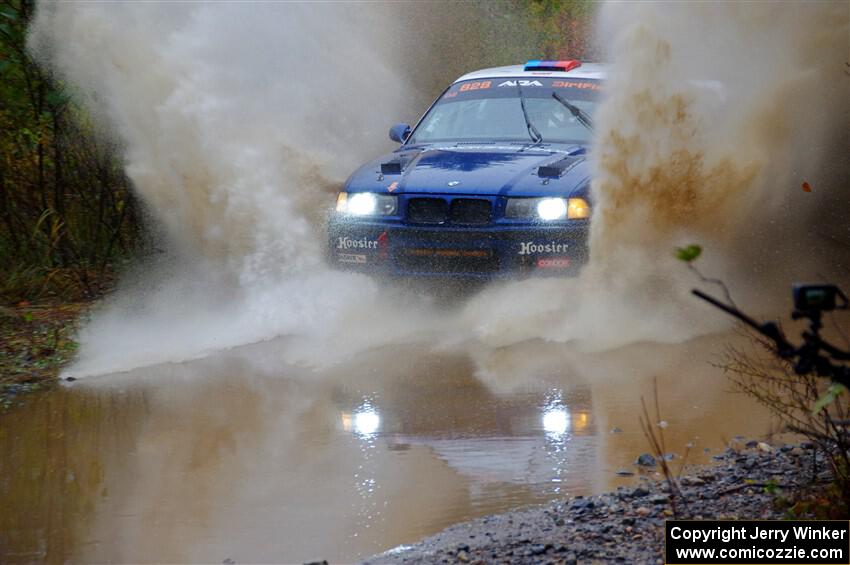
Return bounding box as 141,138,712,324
381,158,405,175
538,155,582,178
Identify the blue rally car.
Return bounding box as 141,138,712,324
328,59,603,278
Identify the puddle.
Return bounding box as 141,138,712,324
0,333,774,563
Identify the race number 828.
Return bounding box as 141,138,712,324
459,81,492,91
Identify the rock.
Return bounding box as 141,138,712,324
635,453,657,467
631,487,650,498
611,427,623,433
635,506,652,517
780,444,794,452
737,456,757,469
622,517,635,526
531,545,547,556
456,550,470,562
571,498,595,509
649,495,668,505
616,469,635,476
757,442,772,453
456,543,470,552
745,440,759,448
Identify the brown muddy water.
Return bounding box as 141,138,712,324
1,333,774,564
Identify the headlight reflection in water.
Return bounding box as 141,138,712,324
353,408,381,437
541,390,573,494
340,399,384,538
541,394,571,438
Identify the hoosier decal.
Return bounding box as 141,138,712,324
337,236,379,250
518,241,570,255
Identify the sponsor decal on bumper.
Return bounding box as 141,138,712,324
518,241,571,255
406,248,491,258
337,236,379,250
536,257,571,269
338,253,367,264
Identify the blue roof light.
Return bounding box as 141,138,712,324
524,59,581,72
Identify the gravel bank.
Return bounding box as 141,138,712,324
0,303,85,410
365,442,831,564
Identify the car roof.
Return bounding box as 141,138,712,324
454,62,606,83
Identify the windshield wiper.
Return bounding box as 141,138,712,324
517,82,543,144
552,91,593,131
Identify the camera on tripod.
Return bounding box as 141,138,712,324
693,282,850,387
793,284,848,313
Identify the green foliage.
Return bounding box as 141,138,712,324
763,478,780,495
813,382,847,414
396,1,597,116
675,244,703,263
724,336,850,516
526,0,596,60
0,0,145,304
778,482,850,520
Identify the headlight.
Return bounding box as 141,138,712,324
566,197,590,219
537,198,568,220
336,192,397,216
505,197,590,221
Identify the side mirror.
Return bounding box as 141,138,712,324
389,123,411,143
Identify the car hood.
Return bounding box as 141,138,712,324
344,144,591,198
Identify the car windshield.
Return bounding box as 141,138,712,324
408,77,601,145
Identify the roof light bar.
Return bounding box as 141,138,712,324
524,59,581,72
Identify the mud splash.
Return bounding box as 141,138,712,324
461,1,850,351
28,2,447,377
591,1,849,281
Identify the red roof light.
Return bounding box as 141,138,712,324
524,59,582,72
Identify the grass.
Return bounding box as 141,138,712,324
0,301,87,411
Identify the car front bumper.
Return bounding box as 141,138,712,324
327,217,589,278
